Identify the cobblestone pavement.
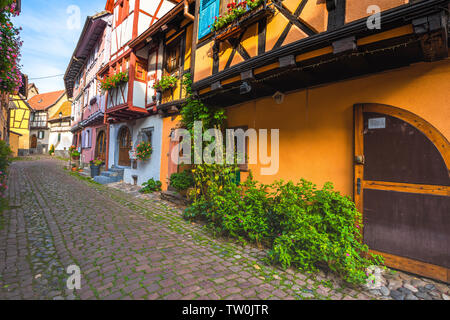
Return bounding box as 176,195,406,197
0,159,448,300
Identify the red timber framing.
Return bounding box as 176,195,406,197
103,0,148,123
103,0,181,121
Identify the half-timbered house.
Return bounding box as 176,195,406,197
99,0,179,185
28,90,70,155
64,11,112,166
122,1,195,188
183,0,450,282
8,93,32,157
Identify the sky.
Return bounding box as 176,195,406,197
12,0,107,94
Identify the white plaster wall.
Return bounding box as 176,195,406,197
108,115,163,186
133,81,147,108
157,1,175,18
48,130,73,152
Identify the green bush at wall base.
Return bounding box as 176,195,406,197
184,166,383,285
169,170,194,192
139,178,162,194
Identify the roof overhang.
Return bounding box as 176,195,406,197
64,13,110,98
193,0,449,107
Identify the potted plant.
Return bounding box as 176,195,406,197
49,144,55,156
89,157,103,178
100,71,129,92
136,141,152,161
71,150,80,160
211,0,264,33
71,163,78,172
153,75,178,92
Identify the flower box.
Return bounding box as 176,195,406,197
100,71,129,91
153,75,178,92
212,2,274,42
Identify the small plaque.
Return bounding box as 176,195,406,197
368,117,386,129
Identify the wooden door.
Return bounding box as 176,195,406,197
354,104,450,283
118,126,131,167
95,130,106,161
30,135,37,149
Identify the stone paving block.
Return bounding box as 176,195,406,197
4,159,444,301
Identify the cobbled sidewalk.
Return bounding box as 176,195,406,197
0,159,440,300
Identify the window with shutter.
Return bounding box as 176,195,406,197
198,0,220,39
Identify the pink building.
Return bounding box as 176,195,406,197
64,11,112,165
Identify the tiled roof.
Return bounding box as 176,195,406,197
28,90,65,111
49,101,72,121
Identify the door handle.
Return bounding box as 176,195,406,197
357,178,361,195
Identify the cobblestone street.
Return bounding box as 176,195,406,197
0,159,447,300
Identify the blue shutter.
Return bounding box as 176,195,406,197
198,0,220,39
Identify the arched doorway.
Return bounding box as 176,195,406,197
354,103,449,283
30,134,37,149
118,126,131,167
95,130,106,161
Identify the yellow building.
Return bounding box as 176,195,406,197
28,90,70,154
151,0,449,282
9,93,31,157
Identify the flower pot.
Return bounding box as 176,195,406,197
90,165,100,178
72,155,80,160
71,167,78,172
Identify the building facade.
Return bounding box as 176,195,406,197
48,100,73,158
28,90,70,155
65,0,449,282
98,0,178,185
8,93,31,156
185,0,450,282
65,11,113,166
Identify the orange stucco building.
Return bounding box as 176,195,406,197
151,0,450,282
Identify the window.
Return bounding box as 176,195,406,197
135,60,147,82
38,131,45,139
31,112,47,128
58,133,61,142
164,37,181,75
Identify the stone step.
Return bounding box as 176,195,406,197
93,175,118,185
160,191,189,206
101,171,120,178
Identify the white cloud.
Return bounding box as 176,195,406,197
12,0,106,93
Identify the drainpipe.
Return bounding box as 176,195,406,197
106,122,110,169
184,0,194,21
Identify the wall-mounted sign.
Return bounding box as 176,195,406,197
368,117,386,129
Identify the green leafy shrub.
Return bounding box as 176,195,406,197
0,140,12,172
139,178,162,194
184,165,383,284
0,140,12,220
169,170,194,192
267,180,383,284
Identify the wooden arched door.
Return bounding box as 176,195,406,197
95,130,106,161
118,126,131,167
354,104,450,283
30,135,37,149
